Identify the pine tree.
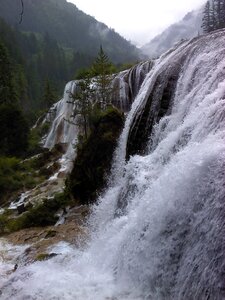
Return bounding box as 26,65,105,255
13,64,29,110
217,0,225,28
42,79,56,110
211,0,217,31
67,47,117,140
91,46,115,109
202,0,225,33
66,74,93,140
0,40,16,104
223,0,225,27
202,1,211,33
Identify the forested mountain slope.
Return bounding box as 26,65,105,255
0,0,140,63
0,17,71,112
142,8,203,58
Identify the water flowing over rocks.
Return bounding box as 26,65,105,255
43,61,152,171
1,29,225,299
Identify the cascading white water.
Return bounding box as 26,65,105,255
1,30,225,299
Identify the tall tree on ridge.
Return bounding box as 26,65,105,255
69,75,94,140
0,41,16,104
42,79,57,110
91,46,115,109
202,0,225,33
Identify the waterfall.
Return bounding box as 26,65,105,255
43,61,152,173
1,29,225,299
43,81,80,172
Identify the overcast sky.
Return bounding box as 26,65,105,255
68,0,206,46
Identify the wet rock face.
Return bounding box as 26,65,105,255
126,63,182,159
112,61,153,112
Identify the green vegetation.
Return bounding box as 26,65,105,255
42,79,57,110
68,74,94,140
65,47,125,204
0,40,15,104
202,0,225,33
0,4,132,234
0,193,70,234
66,106,124,204
0,156,44,206
0,0,140,64
35,253,58,261
68,47,117,140
0,38,29,157
0,0,140,113
0,104,29,157
91,46,116,109
0,142,67,206
28,122,50,156
0,157,24,196
0,18,69,112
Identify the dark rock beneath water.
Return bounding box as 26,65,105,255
17,204,26,215
35,252,58,261
44,230,57,239
126,63,182,159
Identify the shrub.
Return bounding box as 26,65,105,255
0,193,70,234
0,103,29,157
0,156,45,205
66,106,124,204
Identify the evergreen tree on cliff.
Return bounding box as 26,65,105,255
91,46,115,109
68,47,117,141
69,74,94,140
202,1,213,33
202,0,225,33
217,0,225,28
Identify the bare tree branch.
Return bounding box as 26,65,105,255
19,0,24,24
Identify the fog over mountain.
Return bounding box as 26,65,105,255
141,8,203,58
68,0,207,46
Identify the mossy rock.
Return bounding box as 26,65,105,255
31,144,65,170
35,253,58,261
67,106,124,204
44,229,57,238
39,161,60,177
5,204,58,233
